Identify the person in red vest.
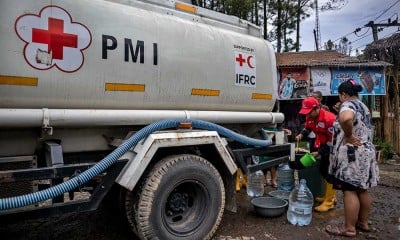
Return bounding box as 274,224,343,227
295,96,336,212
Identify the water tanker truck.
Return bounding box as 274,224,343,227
0,0,294,239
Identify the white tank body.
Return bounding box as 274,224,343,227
0,0,277,112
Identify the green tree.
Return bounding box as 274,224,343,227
321,0,349,51
268,0,299,52
337,37,349,54
224,0,253,19
294,0,312,51
199,0,346,53
263,0,268,39
325,39,334,50
253,0,259,25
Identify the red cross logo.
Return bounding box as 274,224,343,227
235,52,255,69
32,18,78,60
236,53,246,66
15,6,91,72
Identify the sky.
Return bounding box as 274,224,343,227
299,0,400,54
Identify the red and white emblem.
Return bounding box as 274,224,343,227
15,6,92,72
234,51,257,88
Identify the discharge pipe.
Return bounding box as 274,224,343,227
0,109,284,127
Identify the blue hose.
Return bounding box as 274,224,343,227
0,119,272,210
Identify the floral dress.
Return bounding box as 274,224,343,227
328,99,379,189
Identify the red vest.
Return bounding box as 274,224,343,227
304,109,335,148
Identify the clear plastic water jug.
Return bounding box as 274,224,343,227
287,179,314,226
246,170,265,197
246,156,265,197
277,163,294,191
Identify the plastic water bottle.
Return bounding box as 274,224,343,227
246,170,265,197
277,163,294,191
287,179,314,226
246,156,265,197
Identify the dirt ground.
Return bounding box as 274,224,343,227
214,161,400,240
1,162,399,240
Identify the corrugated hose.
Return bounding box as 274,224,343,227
0,119,272,210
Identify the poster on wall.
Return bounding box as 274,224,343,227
310,68,332,95
278,68,310,100
331,68,386,95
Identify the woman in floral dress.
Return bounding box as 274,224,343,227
325,79,379,237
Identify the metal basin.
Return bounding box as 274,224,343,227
268,190,291,201
251,197,288,218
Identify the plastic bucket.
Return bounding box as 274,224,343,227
300,152,316,167
298,157,325,199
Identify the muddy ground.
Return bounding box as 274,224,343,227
1,162,399,240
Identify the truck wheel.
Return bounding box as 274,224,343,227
125,154,225,240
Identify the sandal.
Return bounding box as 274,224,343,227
356,222,377,233
325,224,357,238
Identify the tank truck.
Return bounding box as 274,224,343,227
0,0,294,239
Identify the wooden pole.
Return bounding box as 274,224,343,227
394,66,400,153
382,74,390,144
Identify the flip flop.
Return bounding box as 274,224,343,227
356,222,377,233
325,224,357,238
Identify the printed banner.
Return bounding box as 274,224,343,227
331,68,386,95
310,68,332,95
278,68,310,100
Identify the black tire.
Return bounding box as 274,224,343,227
125,154,225,240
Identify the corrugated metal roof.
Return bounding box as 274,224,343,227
276,50,391,67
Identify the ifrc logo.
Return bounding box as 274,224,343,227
15,6,92,73
234,51,256,88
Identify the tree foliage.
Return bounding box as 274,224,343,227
224,0,253,19
196,0,345,53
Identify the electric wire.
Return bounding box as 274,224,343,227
329,0,399,45
353,30,400,50
373,0,400,21
351,32,372,44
